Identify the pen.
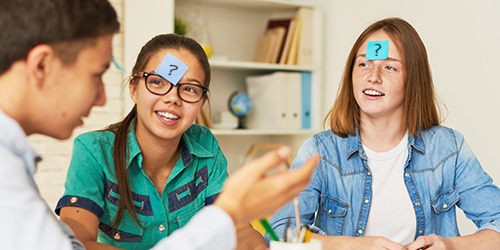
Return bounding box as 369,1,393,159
298,225,307,243
259,218,279,241
304,228,311,243
293,198,301,235
285,218,293,242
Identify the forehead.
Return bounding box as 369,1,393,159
145,48,199,71
73,34,113,67
357,30,403,60
145,48,205,84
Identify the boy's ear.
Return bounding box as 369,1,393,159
25,44,55,87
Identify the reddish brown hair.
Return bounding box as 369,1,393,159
324,17,441,137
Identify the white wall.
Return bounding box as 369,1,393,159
319,0,500,235
123,0,174,112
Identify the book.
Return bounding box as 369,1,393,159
295,7,314,66
278,18,296,64
266,27,286,63
253,33,273,63
252,26,286,63
266,19,292,63
285,17,302,65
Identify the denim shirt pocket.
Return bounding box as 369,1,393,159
319,195,349,235
430,187,460,235
431,187,459,214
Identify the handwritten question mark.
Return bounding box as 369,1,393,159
374,44,382,56
169,64,178,75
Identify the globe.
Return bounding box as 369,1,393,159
228,92,252,128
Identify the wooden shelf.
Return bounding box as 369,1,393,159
180,0,318,10
211,129,317,136
209,59,315,71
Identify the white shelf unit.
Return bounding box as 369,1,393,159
175,0,323,173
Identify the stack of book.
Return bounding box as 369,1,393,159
252,7,313,66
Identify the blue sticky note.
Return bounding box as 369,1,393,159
155,53,189,85
366,40,389,60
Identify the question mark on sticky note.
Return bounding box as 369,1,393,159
155,53,189,85
169,64,178,75
366,40,389,60
374,44,382,56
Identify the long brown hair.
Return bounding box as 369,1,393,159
106,33,211,229
324,17,441,137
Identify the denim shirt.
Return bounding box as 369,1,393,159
269,126,500,242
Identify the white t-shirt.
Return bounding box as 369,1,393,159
362,132,416,245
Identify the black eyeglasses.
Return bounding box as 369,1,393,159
135,72,208,103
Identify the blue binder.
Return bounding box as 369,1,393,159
301,72,312,129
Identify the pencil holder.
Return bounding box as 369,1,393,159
270,239,322,250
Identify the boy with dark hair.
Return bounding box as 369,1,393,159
0,0,120,248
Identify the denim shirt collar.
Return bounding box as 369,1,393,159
409,132,425,154
346,130,362,160
346,127,425,160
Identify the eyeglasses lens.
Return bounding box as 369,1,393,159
145,74,205,103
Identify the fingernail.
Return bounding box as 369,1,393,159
277,146,290,159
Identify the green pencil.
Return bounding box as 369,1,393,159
259,218,279,241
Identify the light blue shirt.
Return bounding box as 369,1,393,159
0,107,84,249
269,126,500,242
0,107,237,250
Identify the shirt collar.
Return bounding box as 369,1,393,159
126,121,214,169
0,107,41,176
409,132,425,153
346,127,362,159
346,127,425,159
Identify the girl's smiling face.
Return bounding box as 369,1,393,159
130,48,206,144
352,30,406,124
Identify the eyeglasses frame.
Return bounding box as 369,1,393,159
134,72,208,103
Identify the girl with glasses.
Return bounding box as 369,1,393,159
55,33,268,249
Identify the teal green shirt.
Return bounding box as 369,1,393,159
56,124,228,249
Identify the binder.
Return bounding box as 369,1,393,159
246,73,287,129
301,72,312,129
288,72,302,129
246,72,303,130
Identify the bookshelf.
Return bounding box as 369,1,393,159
126,0,323,173
176,0,323,173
